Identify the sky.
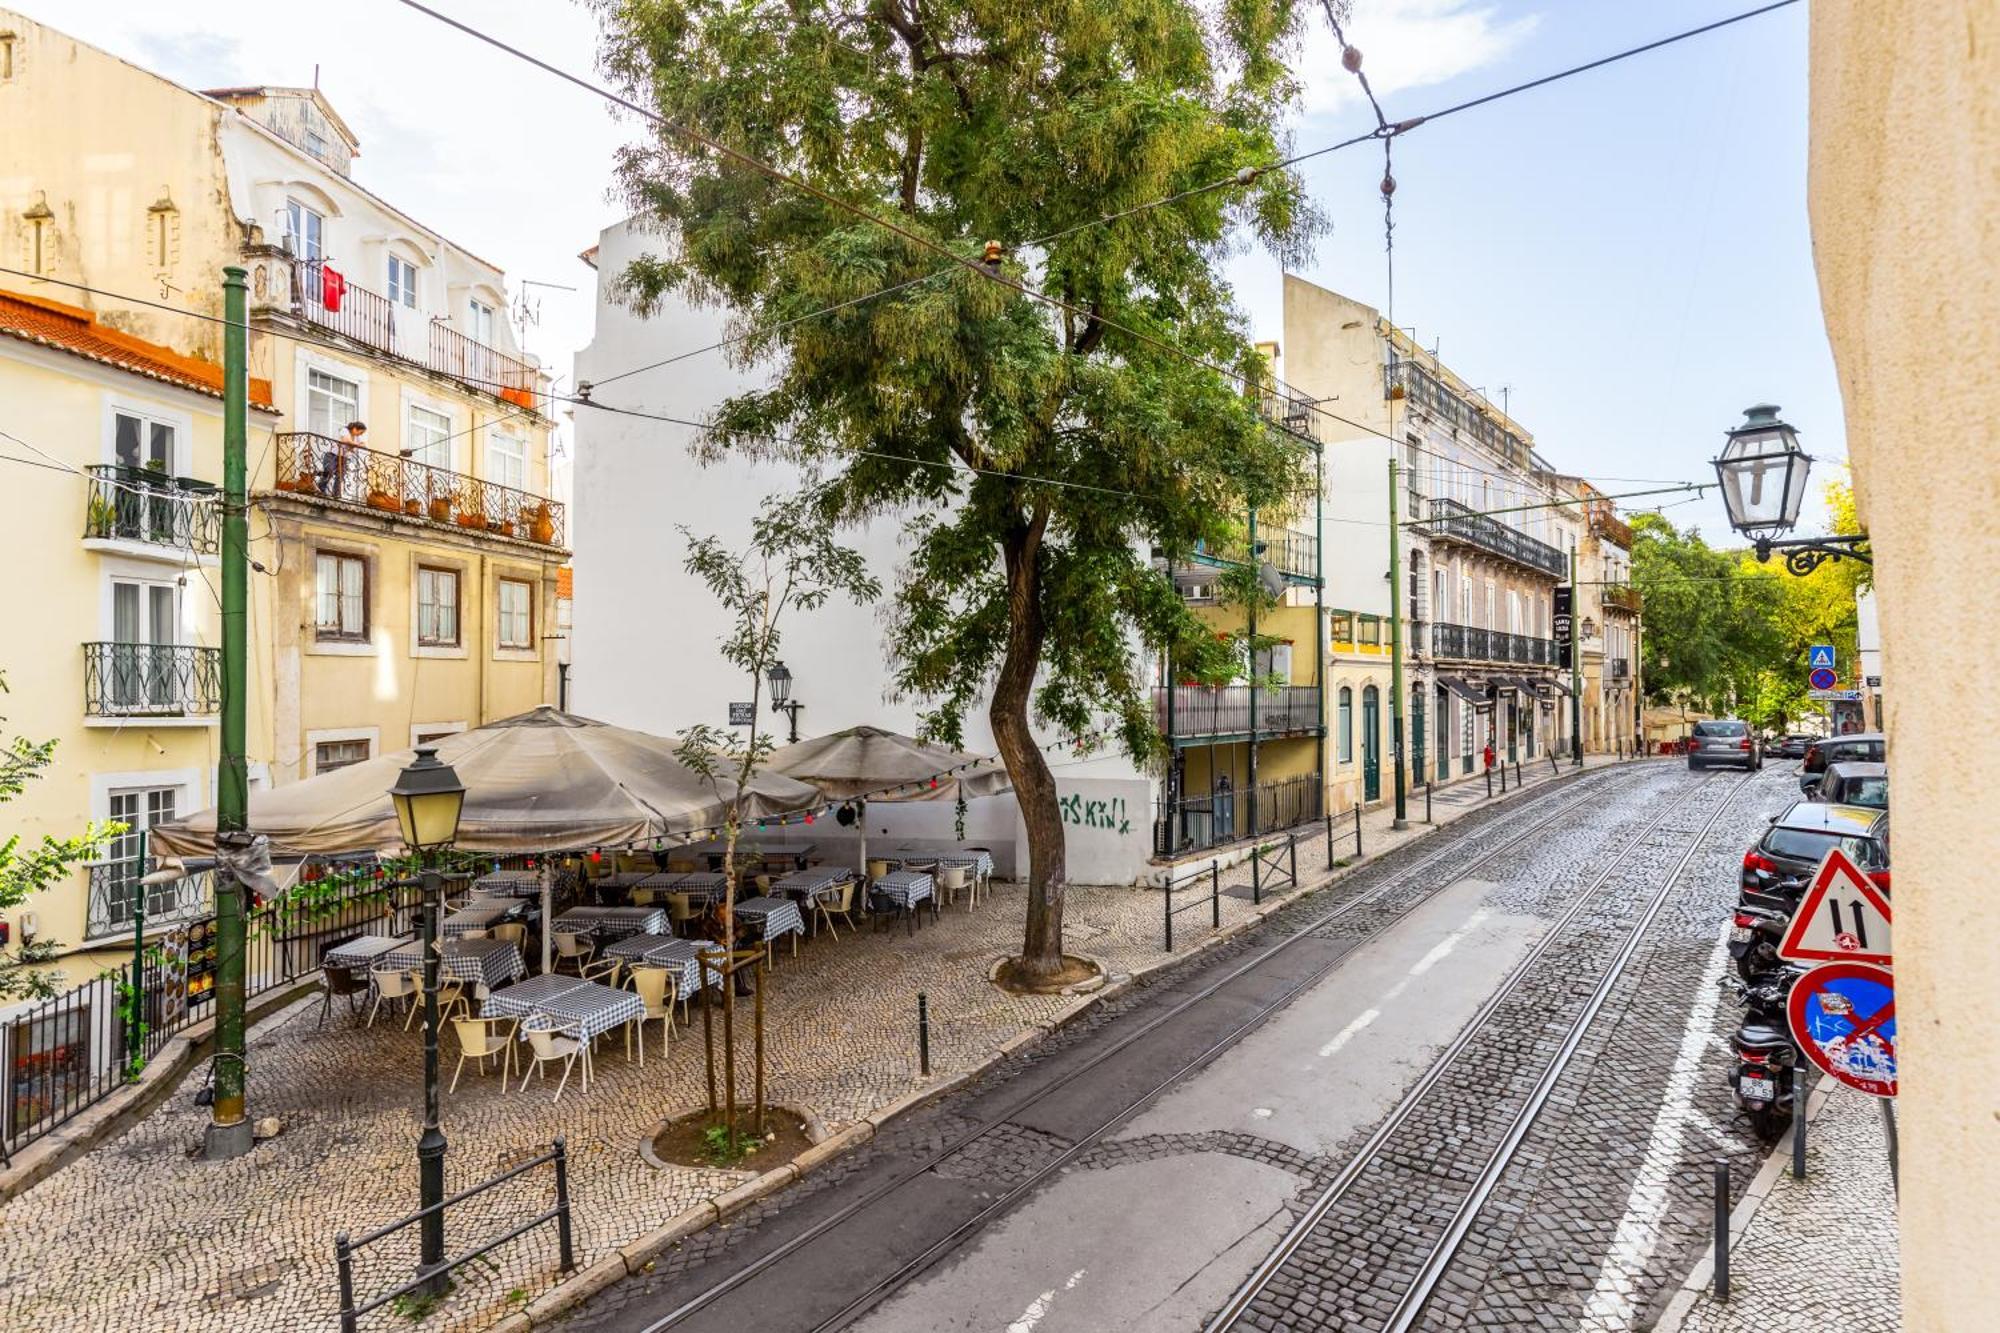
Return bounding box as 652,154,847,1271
40,0,1839,539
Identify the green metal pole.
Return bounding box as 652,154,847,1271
129,829,147,1081
1569,548,1583,767
1313,443,1326,823
1246,505,1258,838
206,265,252,1159
1388,459,1407,829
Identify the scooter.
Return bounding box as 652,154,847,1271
1727,968,1804,1141
1730,874,1805,982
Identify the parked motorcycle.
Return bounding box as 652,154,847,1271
1727,968,1805,1141
1730,874,1805,982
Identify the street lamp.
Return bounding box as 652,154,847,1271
767,659,804,744
1712,404,1871,575
386,746,466,1296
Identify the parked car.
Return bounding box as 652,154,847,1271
1687,719,1762,771
1799,731,1887,794
1813,761,1888,809
1740,801,1891,900
1772,734,1815,760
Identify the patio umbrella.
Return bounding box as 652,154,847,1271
152,707,823,972
764,725,1011,874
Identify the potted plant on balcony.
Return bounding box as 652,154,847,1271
454,504,488,531
427,494,453,523
365,487,400,512
491,518,515,538
402,496,423,516
525,502,556,545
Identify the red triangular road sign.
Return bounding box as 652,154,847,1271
1777,847,1893,966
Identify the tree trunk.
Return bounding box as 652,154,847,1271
991,515,1066,979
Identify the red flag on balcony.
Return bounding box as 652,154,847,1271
320,263,346,313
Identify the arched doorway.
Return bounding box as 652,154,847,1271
1362,684,1381,802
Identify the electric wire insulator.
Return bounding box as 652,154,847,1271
1342,45,1363,73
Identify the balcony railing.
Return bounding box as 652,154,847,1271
1155,772,1323,857
1176,522,1318,584
1418,497,1568,578
1602,583,1643,614
1430,622,1558,666
1385,359,1530,466
1608,657,1632,680
1590,509,1635,550
1256,379,1318,441
273,432,567,547
284,258,540,409
85,857,212,941
83,466,219,555
1154,685,1323,741
83,643,222,717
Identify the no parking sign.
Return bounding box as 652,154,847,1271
1788,961,1897,1098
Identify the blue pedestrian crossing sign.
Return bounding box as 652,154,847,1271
1809,644,1837,671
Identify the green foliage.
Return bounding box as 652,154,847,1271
598,0,1321,969
700,1121,758,1167
1,671,124,1000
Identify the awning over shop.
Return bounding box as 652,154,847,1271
1436,675,1491,708
1537,676,1572,697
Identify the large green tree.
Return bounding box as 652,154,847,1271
597,0,1319,980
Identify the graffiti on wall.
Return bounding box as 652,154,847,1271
1060,792,1131,835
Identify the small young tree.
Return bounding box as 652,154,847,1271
678,500,877,1143
1,673,123,1000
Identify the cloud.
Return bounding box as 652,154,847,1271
1294,0,1540,119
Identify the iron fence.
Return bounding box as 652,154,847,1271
1153,685,1322,742
85,859,211,941
1161,860,1222,952
83,465,219,555
273,433,567,547
82,642,222,717
1153,772,1323,856
1430,623,1557,667
0,870,425,1158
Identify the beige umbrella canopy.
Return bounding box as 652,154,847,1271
764,725,1011,803
150,706,822,858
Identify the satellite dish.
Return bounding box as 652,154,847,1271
1258,561,1285,599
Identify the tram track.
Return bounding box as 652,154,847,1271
628,761,1663,1333
1202,769,1757,1333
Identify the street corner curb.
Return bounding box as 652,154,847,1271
713,1163,799,1219
617,1201,720,1272
866,1085,940,1129
488,1312,533,1333
792,1121,873,1178
993,1026,1043,1059
523,1251,628,1325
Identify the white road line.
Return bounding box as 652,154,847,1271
1410,910,1490,976
1577,922,1734,1332
1315,911,1491,1060
1005,1269,1085,1333
1317,1009,1381,1060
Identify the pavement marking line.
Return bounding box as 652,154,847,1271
1577,921,1735,1332
1314,911,1490,1060
1316,1009,1381,1060
1004,1269,1085,1333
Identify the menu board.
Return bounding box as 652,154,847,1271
180,918,217,1005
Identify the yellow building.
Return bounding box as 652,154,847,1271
0,13,565,970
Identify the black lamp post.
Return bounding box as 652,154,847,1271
767,660,804,744
386,746,466,1296
1712,404,1871,575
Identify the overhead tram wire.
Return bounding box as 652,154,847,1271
392,0,1803,468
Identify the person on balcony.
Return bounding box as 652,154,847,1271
318,420,366,497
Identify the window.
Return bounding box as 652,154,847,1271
468,299,495,345
387,255,418,308
417,566,460,646
487,434,526,491
315,552,367,640
284,198,324,263
0,33,15,81
1329,611,1353,643
306,368,360,437
414,728,460,747
1251,642,1292,683
1337,687,1354,763
113,410,176,474
405,404,450,469
1357,616,1381,647
304,129,327,161
497,579,533,649
315,739,371,773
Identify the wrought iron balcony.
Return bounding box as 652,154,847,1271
83,643,222,718
1418,497,1567,578
1173,522,1318,584
83,466,219,555
85,857,212,941
1602,583,1643,614
283,258,541,410
1608,657,1632,680
273,432,567,547
1257,378,1318,442
1430,622,1557,666
1153,685,1323,742
1384,359,1530,465
1590,509,1635,550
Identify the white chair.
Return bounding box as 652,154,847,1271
367,967,418,1029
937,865,970,909
553,930,594,974
449,1015,517,1092
519,1022,591,1102
628,966,676,1064
813,881,858,940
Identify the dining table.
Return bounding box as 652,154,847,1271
441,898,523,938
601,933,726,1002
870,871,935,934
378,936,527,991
482,975,645,1047
552,905,667,944
321,934,411,971
472,870,545,899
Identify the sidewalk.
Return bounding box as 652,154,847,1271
1656,1080,1900,1332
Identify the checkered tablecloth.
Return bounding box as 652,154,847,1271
596,871,654,891
892,849,994,879
872,871,934,909
633,872,727,902
473,871,544,898
322,935,411,970
771,867,847,901
734,896,805,941
603,935,725,998
484,976,643,1043
552,906,667,942
379,937,526,990
442,900,521,938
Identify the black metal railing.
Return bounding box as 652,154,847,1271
83,466,219,554
1154,685,1322,740
289,257,399,358
428,319,539,404
1591,509,1635,550
1161,860,1222,952
1609,657,1632,680
1176,522,1318,583
1419,497,1568,577
273,432,567,547
2,872,425,1156
1602,584,1643,614
1384,359,1530,465
1257,377,1318,441
1430,622,1557,666
85,859,212,941
1153,772,1323,856
82,643,222,717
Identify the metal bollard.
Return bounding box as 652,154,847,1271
1500,762,1508,794
1713,1158,1731,1301
1354,805,1363,858
1210,863,1220,930
554,1135,576,1272
1163,875,1173,952
335,1232,358,1333
918,992,932,1076
1289,837,1297,891
1485,765,1493,799
1325,812,1336,870
1424,780,1433,823
1792,1067,1808,1179
1515,759,1522,787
